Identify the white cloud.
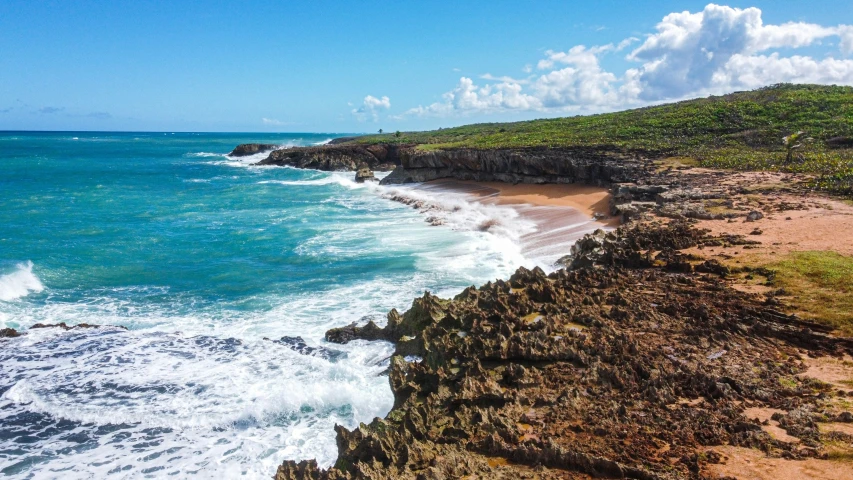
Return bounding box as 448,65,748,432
480,73,531,84
352,95,391,122
393,4,853,118
402,77,540,117
840,25,853,56
262,117,285,126
626,4,849,100
718,53,853,88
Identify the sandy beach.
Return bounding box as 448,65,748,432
409,179,618,266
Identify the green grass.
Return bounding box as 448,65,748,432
349,84,853,195
768,251,853,335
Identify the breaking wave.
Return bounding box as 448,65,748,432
0,261,44,302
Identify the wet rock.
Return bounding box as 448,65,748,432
354,167,376,183
274,336,347,361
229,143,278,157
0,328,20,338
29,322,126,330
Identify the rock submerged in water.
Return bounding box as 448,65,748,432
0,328,20,338
228,143,279,157
354,167,375,183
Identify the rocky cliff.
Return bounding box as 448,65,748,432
244,142,648,187
255,144,404,171
380,147,646,186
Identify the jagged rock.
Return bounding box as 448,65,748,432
229,143,278,157
274,222,853,479
354,167,376,183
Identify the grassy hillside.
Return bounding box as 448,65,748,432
355,84,853,194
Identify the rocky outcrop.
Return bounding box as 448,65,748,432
275,221,853,480
256,144,404,171
354,167,375,183
229,143,279,157
380,147,647,186
244,142,650,186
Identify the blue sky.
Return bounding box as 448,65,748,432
1,1,852,132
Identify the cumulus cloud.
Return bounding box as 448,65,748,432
394,4,853,118
352,95,391,122
400,77,540,118
626,4,850,100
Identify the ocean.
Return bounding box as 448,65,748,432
0,132,596,478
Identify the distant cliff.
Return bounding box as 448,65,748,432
379,147,645,186
236,142,647,186
253,144,403,171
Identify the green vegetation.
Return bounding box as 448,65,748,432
768,251,853,335
353,84,853,195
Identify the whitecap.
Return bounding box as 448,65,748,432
186,152,225,158
0,261,44,302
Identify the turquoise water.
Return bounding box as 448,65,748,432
0,132,543,478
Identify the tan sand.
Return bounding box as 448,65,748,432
690,192,853,264
413,180,617,264
704,446,853,480
421,179,617,224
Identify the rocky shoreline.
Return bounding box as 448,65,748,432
232,141,853,479
241,142,647,186
272,219,852,479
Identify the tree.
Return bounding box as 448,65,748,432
378,129,383,134
394,131,401,138
782,131,812,164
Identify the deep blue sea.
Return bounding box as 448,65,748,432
0,132,591,478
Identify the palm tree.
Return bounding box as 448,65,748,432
782,131,811,164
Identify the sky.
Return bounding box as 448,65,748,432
1,0,852,133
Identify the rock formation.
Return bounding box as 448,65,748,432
244,142,650,187
355,167,376,183
276,221,853,479
229,143,279,157
256,144,403,171
379,147,646,186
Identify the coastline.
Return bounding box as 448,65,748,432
421,179,618,225
258,143,853,480
408,179,619,268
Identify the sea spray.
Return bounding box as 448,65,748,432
0,261,44,302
